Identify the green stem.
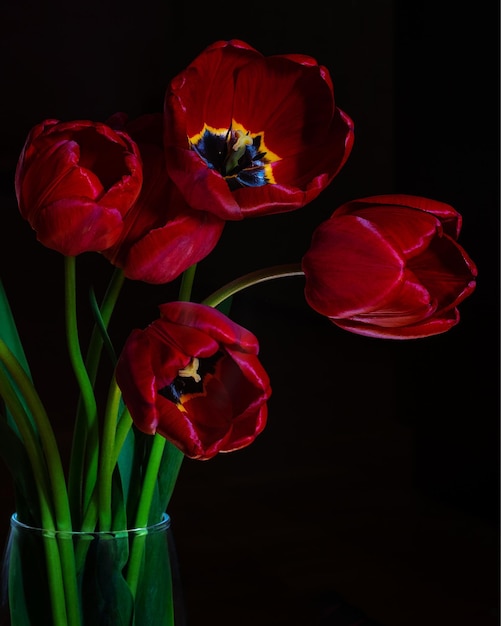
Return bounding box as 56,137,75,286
75,405,131,569
85,268,125,380
0,341,70,525
72,406,132,572
112,406,133,466
178,263,197,302
0,370,69,626
201,263,304,308
74,494,98,572
125,434,166,597
97,375,122,532
68,267,125,529
64,257,99,524
0,339,80,626
0,368,53,520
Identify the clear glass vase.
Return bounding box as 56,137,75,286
0,512,185,626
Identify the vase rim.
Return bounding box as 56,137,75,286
9,511,171,538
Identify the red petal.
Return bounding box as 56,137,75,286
303,214,404,317
337,194,462,240
33,197,124,255
332,308,460,339
168,40,261,136
159,302,260,353
232,56,334,153
122,210,224,284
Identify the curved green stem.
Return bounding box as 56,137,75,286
0,338,80,626
98,374,122,532
0,368,53,521
85,268,125,379
64,257,99,521
0,369,69,625
125,434,166,597
178,263,197,302
112,406,133,466
201,263,304,308
74,493,99,572
0,340,71,526
68,264,125,528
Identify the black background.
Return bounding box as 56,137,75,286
0,2,499,625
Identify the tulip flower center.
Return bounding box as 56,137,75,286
189,122,279,190
159,353,222,410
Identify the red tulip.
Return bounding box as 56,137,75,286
115,302,271,460
15,119,143,256
164,39,354,220
302,194,477,339
102,113,225,284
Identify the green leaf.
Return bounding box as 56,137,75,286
5,521,54,626
0,416,40,523
133,520,176,626
123,428,148,524
80,535,134,626
0,279,32,379
117,410,135,509
110,465,128,532
88,284,117,366
153,442,184,520
0,280,35,434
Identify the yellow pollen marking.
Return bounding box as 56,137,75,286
188,122,281,164
177,357,201,383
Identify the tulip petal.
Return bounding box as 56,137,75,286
33,197,124,255
303,214,405,317
331,308,461,339
337,194,462,240
347,269,436,326
159,302,260,353
232,56,334,153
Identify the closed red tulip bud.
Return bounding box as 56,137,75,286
302,194,477,339
164,39,354,220
115,302,271,460
15,118,143,256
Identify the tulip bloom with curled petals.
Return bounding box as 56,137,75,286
115,302,271,460
102,113,225,284
164,39,354,220
15,119,143,256
302,194,477,339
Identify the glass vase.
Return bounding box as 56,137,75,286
0,512,185,626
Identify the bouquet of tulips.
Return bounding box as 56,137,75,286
0,39,477,626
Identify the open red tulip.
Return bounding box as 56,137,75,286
115,302,272,460
164,39,354,220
